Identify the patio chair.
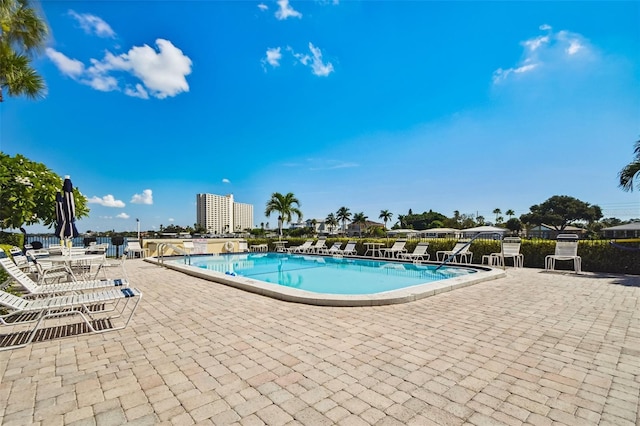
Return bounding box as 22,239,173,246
320,242,343,255
0,256,129,296
8,247,34,274
126,241,149,259
286,240,313,253
338,241,358,256
545,234,581,273
380,239,408,258
436,241,473,264
399,242,430,261
488,237,523,268
0,286,141,351
308,238,327,254
25,252,77,284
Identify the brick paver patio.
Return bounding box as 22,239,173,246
1,260,638,425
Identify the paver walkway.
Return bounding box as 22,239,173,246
0,260,638,425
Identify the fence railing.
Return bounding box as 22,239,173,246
25,236,131,258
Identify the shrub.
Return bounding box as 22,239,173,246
247,237,639,275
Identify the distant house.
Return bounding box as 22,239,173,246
461,226,508,239
420,228,462,239
601,223,640,239
347,220,384,237
526,224,586,239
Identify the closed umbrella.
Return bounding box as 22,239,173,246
54,191,64,239
59,176,79,243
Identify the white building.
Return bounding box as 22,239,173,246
196,193,254,235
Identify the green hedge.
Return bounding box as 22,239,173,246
247,238,639,275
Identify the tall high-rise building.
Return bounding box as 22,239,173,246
196,193,254,234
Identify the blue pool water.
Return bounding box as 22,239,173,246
176,253,476,295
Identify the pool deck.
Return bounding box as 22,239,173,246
0,260,638,425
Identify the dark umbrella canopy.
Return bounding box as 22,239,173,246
59,176,79,239
54,191,64,238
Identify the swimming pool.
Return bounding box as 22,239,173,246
160,253,505,306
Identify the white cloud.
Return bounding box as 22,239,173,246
289,43,334,77
307,159,359,171
493,26,592,84
566,40,583,55
263,47,282,68
258,3,268,11
116,212,130,219
87,194,126,207
308,43,334,77
168,218,175,222
275,0,302,20
124,84,150,99
68,10,115,38
47,39,192,99
131,189,153,205
222,178,230,184
523,35,549,52
45,48,84,77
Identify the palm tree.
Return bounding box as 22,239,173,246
325,213,338,234
492,208,502,224
0,0,48,102
397,214,406,228
453,210,461,226
352,212,368,237
265,192,303,237
619,138,640,192
379,209,393,230
505,209,515,218
336,206,351,235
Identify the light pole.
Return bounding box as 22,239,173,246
136,218,140,241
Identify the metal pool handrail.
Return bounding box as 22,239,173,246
157,243,191,265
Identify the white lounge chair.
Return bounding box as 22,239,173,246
380,239,408,258
308,238,327,254
286,240,313,253
399,242,430,261
8,247,34,274
0,256,129,296
96,254,129,282
320,242,343,255
436,241,473,263
0,286,141,351
126,241,149,259
545,234,581,273
338,241,358,256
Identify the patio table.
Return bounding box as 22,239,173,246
364,242,384,257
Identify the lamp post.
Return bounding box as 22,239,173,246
136,218,140,241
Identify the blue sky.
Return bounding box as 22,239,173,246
2,1,639,233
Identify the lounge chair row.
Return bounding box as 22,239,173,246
0,249,141,351
276,235,581,272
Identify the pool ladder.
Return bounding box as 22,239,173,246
157,243,191,265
